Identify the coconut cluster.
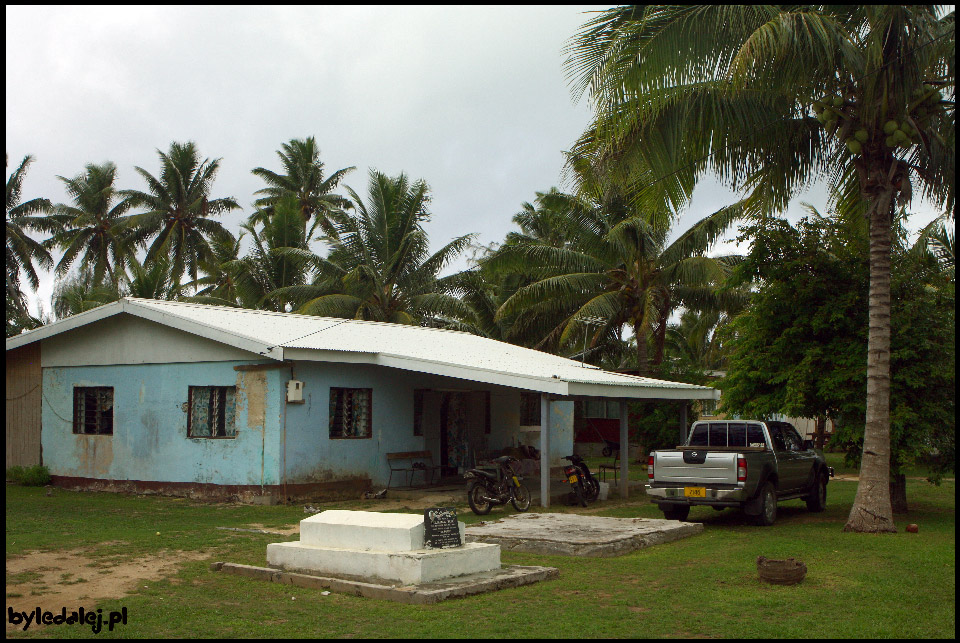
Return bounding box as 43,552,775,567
811,83,945,155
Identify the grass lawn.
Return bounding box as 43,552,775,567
5,478,955,638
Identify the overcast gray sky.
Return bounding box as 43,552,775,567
6,5,946,318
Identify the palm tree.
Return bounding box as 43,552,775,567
488,185,745,375
446,189,585,345
565,5,955,532
286,170,474,324
663,309,731,374
49,162,133,286
51,268,120,320
123,254,184,301
250,137,355,239
225,194,320,311
186,230,246,307
122,141,240,285
6,154,57,316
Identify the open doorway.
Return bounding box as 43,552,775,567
419,390,489,476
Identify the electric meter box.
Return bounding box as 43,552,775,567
286,380,305,403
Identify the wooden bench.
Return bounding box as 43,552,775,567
386,451,439,488
598,450,620,485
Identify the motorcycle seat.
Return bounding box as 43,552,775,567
467,468,498,482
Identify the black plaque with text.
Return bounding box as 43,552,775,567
424,507,462,549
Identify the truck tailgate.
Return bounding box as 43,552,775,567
654,451,739,485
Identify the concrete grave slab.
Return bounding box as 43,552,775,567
267,509,498,586
465,513,703,557
267,540,501,585
212,561,559,605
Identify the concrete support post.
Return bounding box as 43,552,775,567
619,400,629,500
540,393,551,508
679,402,688,445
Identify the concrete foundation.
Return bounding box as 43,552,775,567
213,561,559,604
465,512,703,557
266,509,502,585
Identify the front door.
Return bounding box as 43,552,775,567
437,391,490,475
439,392,468,474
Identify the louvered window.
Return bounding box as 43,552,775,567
330,388,372,438
73,387,114,435
188,386,236,438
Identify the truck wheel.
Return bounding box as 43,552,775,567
662,505,690,521
805,472,827,512
753,482,777,526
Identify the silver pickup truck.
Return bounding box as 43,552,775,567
645,420,834,526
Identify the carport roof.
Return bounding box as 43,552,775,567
6,298,719,400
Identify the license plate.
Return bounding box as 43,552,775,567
684,487,706,498
568,474,579,484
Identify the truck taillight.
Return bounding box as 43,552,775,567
737,455,747,482
648,455,654,479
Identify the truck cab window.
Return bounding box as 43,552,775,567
767,425,787,451
784,426,804,451
708,422,728,447
746,424,766,448
688,425,709,446
728,423,747,447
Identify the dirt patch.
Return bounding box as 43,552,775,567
5,548,209,625
244,523,300,536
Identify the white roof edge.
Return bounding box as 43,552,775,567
377,354,569,395
122,299,283,361
567,381,720,400
5,298,284,361
5,300,125,350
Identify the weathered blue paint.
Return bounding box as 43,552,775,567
282,361,573,486
41,361,283,486
42,356,575,490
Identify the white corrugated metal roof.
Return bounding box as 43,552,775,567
6,298,718,400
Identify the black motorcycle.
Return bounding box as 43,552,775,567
562,454,600,507
464,455,532,515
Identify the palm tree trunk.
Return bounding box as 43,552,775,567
843,189,897,533
634,321,650,377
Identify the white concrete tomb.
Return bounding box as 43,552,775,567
266,509,501,585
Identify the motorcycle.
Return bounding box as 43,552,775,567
464,455,532,515
561,454,600,507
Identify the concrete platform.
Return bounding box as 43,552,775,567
267,540,501,585
212,561,559,604
267,509,502,585
465,513,703,557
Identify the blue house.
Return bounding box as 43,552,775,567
5,298,718,505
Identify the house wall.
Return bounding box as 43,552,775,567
41,361,283,486
282,361,574,486
42,314,255,366
6,343,43,467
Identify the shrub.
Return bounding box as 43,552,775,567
6,465,51,486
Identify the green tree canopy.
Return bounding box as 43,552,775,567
565,3,955,533
284,170,475,325
720,215,955,510
49,161,134,286
122,141,241,285
6,154,57,317
250,136,355,239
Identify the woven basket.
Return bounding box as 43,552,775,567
757,556,807,585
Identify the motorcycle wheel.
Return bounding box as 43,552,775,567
573,481,588,507
510,482,532,512
583,474,600,502
467,480,493,515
